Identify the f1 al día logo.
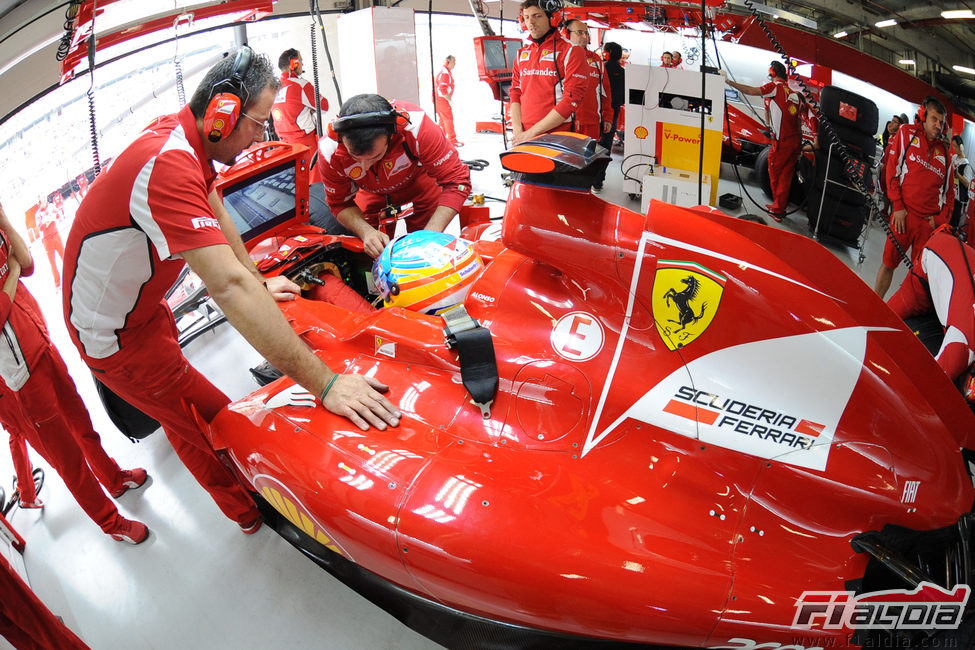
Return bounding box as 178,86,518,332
793,582,970,631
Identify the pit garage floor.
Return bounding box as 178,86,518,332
0,132,904,650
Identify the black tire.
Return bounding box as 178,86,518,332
822,122,877,159
754,145,772,199
820,85,879,136
807,184,867,242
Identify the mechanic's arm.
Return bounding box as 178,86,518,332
424,206,458,233
208,190,299,301
0,202,33,276
885,130,909,234
510,102,525,141
183,243,400,430
726,80,762,96
335,205,389,258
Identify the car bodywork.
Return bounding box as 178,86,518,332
204,135,975,649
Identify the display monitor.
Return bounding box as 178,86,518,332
481,38,521,73
221,161,297,244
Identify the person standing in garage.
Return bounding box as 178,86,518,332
565,20,612,191
0,199,149,543
873,96,954,298
509,0,589,146
726,61,802,223
63,48,401,537
435,55,462,147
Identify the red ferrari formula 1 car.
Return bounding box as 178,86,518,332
203,135,975,649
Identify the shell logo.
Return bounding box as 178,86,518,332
350,166,363,179
634,126,649,139
253,473,348,559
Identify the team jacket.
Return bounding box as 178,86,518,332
436,65,454,101
63,106,229,361
0,232,50,391
317,101,471,215
888,231,975,381
886,123,955,223
272,72,329,152
576,49,612,127
759,79,801,145
509,28,589,131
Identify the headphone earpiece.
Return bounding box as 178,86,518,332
918,103,927,124
289,57,300,74
203,47,254,143
331,107,411,139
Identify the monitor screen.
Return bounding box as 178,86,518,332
222,161,297,244
482,39,521,72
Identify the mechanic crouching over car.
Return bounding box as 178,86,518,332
317,93,472,258
62,47,401,538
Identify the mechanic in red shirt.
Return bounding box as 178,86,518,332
271,49,328,162
435,55,462,147
874,96,954,298
727,61,802,223
0,199,149,543
564,20,612,192
509,0,589,146
35,197,65,289
63,48,401,537
888,229,975,392
318,94,471,258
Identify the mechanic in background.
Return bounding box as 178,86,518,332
874,96,954,298
509,0,589,146
436,55,462,147
270,48,347,234
565,20,612,192
0,198,149,543
726,61,802,223
318,94,471,258
951,135,969,229
671,51,684,70
660,52,673,68
600,42,625,154
887,229,975,401
64,48,401,538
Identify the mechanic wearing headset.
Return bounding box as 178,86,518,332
660,51,673,68
317,93,471,258
887,229,975,401
0,199,149,543
564,20,612,191
63,49,401,538
873,96,954,298
509,0,589,146
270,48,347,234
436,55,462,147
726,61,802,223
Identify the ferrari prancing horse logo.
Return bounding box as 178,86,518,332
653,261,725,351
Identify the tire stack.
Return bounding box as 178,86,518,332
806,85,878,245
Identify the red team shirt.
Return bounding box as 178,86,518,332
509,29,589,132
759,79,801,146
436,65,454,100
0,232,49,391
271,72,329,154
63,106,228,361
575,49,612,137
317,101,471,218
886,123,955,223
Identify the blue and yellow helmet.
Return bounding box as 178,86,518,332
372,231,484,315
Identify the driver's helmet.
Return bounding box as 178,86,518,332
372,231,484,315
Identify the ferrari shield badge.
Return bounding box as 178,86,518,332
653,261,725,351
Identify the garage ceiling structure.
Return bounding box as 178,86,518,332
0,0,973,124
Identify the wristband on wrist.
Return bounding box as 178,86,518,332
320,374,340,404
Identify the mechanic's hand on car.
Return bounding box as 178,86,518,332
512,129,532,146
891,209,907,235
322,373,401,431
361,227,390,259
264,275,301,302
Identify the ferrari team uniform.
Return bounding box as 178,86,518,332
0,551,90,650
574,49,612,139
761,78,802,215
881,123,955,270
887,231,975,382
62,106,261,529
36,204,64,289
317,101,471,232
271,71,328,159
0,232,133,534
509,28,589,133
435,64,459,144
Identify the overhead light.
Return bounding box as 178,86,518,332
875,19,897,27
941,9,974,19
833,31,848,38
953,65,975,75
899,59,916,65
